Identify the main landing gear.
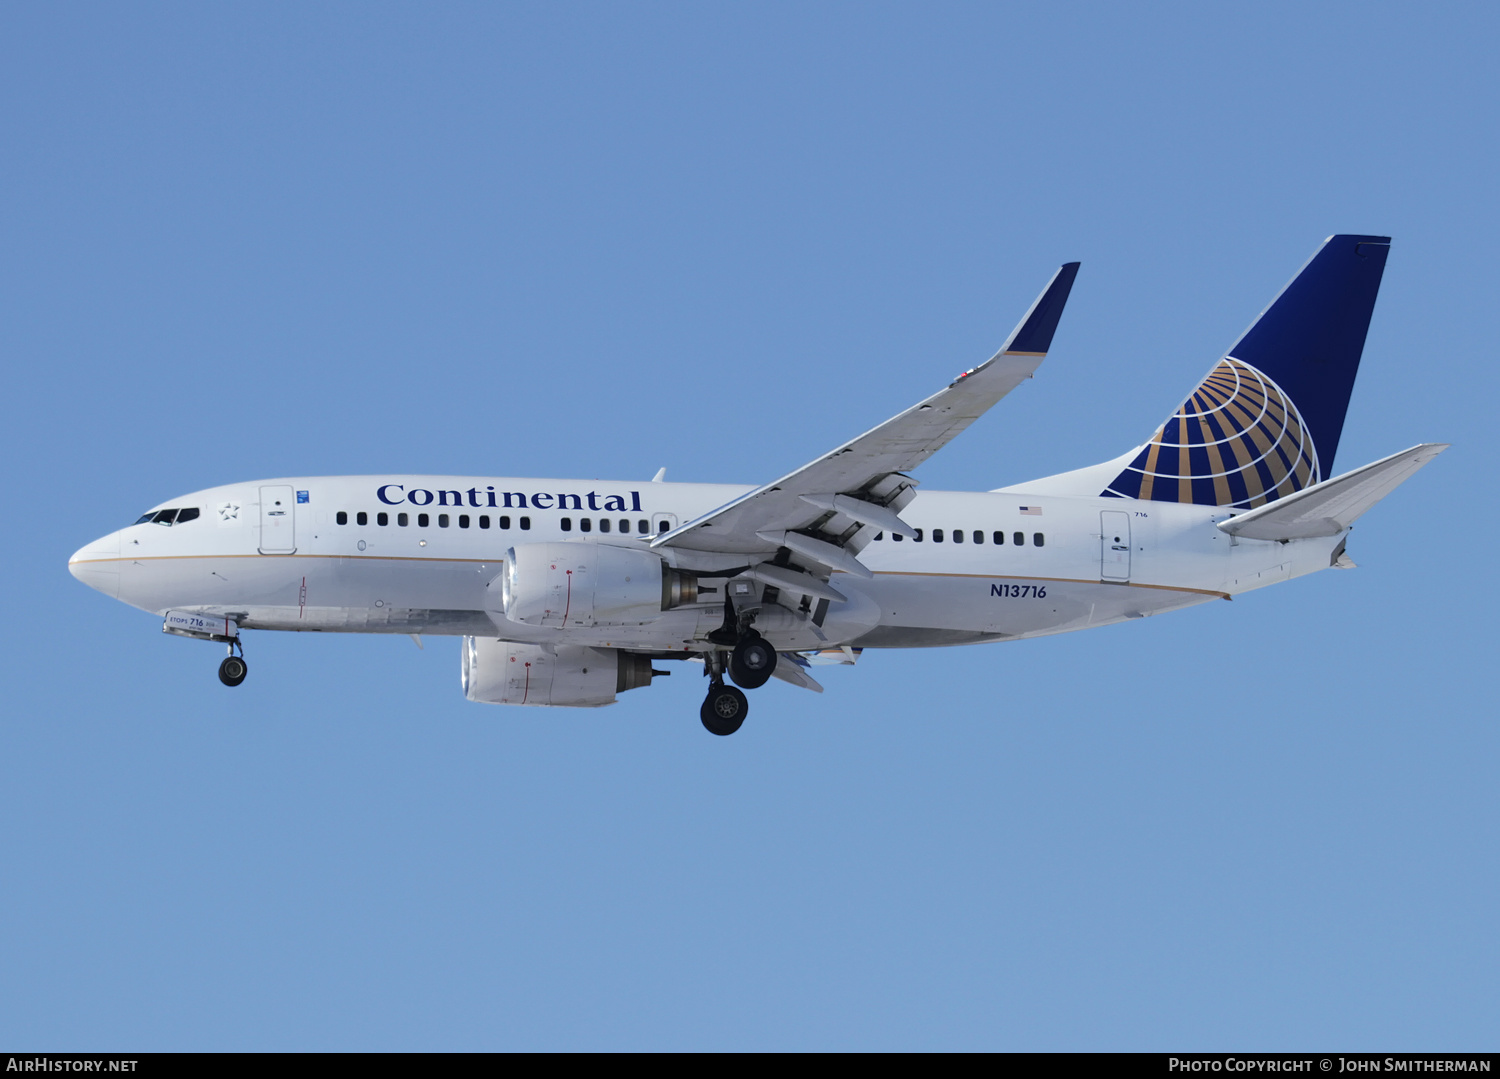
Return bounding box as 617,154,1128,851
698,604,779,735
218,639,248,687
701,682,748,737
728,632,777,690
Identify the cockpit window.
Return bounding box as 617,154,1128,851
133,506,198,526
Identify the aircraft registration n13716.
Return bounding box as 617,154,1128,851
70,235,1446,735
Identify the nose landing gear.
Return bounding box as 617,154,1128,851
218,639,248,687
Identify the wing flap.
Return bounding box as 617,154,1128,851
770,657,826,693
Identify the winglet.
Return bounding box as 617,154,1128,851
1001,262,1081,355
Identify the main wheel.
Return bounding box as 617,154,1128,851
218,656,248,687
700,684,748,736
729,634,778,690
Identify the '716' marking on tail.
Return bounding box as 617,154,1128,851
992,583,1047,598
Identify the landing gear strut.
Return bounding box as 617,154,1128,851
699,590,781,734
218,638,247,687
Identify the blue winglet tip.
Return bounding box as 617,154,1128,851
1008,261,1081,355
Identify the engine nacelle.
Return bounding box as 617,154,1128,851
501,542,695,628
461,637,662,708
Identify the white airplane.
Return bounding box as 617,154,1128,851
69,235,1446,735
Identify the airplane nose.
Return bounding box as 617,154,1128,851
69,532,121,598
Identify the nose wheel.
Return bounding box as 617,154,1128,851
218,640,248,687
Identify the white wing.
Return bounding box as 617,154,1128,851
652,263,1081,579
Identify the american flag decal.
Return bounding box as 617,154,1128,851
1019,506,1042,516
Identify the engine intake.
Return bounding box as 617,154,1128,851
501,542,697,628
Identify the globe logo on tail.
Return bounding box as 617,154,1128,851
1103,357,1320,508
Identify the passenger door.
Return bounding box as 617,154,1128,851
1100,510,1131,582
259,485,297,554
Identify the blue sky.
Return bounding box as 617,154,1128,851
3,2,1496,1050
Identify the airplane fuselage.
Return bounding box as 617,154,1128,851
65,238,1430,731
69,474,1338,654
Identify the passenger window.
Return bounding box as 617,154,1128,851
418,513,430,528
438,514,450,528
336,511,348,526
398,513,409,527
153,509,178,525
973,530,983,544
356,511,368,526
599,519,610,533
377,512,388,526
1034,532,1044,547
499,516,511,529
520,516,532,530
479,515,490,529
892,532,903,542
993,531,1004,545
874,532,883,540
914,529,924,542
657,520,670,534
176,507,200,523
638,520,649,533
952,528,963,544
561,518,572,532
1013,531,1024,546
580,518,592,533
620,519,630,533
459,515,470,528
933,528,944,542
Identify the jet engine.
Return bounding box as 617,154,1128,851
501,542,697,628
461,637,663,707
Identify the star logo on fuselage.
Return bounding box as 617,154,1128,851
218,501,240,522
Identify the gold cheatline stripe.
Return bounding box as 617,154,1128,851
865,569,1229,600
70,552,498,566
72,554,1231,601
1002,350,1047,357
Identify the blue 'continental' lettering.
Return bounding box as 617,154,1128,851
375,482,642,512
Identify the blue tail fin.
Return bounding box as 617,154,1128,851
1103,235,1391,508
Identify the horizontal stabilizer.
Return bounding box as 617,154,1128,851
1217,443,1448,541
